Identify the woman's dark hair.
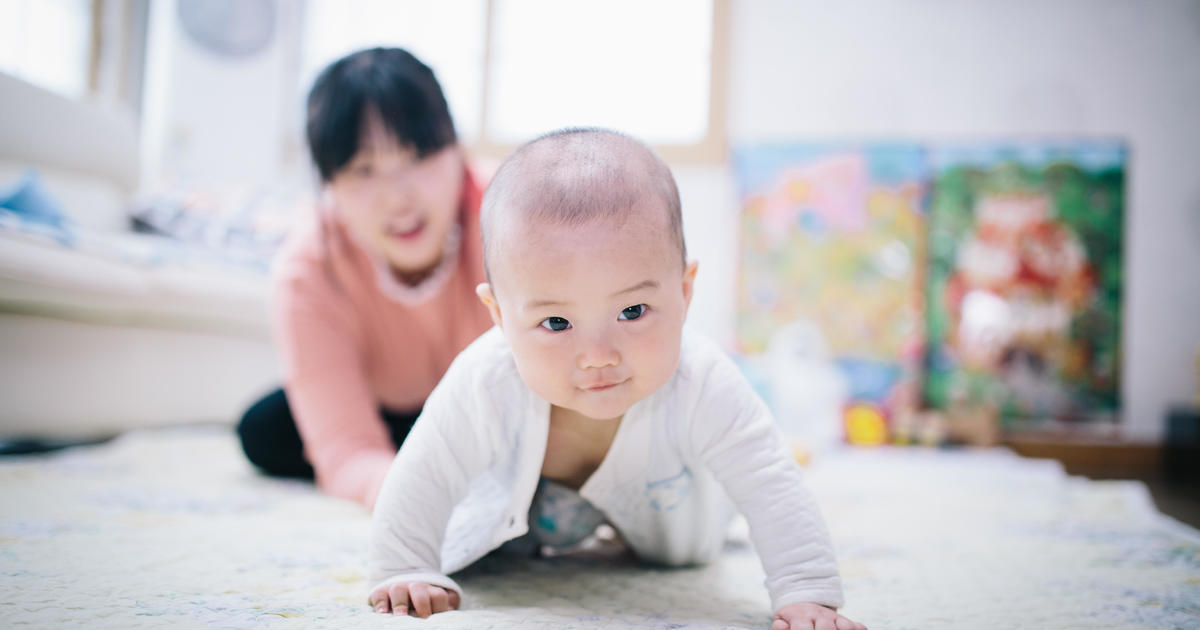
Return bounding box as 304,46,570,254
306,47,457,182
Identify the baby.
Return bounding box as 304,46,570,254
367,128,865,630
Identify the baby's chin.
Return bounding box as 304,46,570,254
559,391,642,422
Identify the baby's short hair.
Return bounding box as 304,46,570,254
480,127,685,277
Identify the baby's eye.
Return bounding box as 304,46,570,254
540,317,571,332
349,163,374,178
619,304,647,321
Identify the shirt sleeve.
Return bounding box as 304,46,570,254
272,263,394,509
367,347,499,599
689,353,845,611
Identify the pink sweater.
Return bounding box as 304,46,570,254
271,168,493,509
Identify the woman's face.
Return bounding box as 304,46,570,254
328,109,464,278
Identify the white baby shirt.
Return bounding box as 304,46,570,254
369,327,844,610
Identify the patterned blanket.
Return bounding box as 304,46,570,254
1,427,1197,629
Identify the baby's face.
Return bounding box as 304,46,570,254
481,204,696,422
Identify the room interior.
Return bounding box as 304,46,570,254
2,1,1198,628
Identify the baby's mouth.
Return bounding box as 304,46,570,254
582,379,628,392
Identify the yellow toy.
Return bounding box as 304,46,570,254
844,403,887,446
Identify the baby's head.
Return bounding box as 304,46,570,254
477,128,698,422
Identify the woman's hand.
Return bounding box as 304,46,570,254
370,581,461,617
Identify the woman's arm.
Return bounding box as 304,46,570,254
273,265,395,509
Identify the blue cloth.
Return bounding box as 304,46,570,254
0,169,75,245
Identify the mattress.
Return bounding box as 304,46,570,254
1,426,1197,629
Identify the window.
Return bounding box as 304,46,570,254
482,0,723,162
0,0,93,99
301,0,726,163
302,0,487,143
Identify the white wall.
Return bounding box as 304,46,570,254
139,0,1200,443
706,0,1200,442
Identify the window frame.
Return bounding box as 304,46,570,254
90,0,149,115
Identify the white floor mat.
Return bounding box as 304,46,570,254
1,426,1197,628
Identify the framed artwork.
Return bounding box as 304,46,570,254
924,141,1125,430
733,143,927,441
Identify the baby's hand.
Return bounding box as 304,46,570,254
369,581,461,618
770,602,866,630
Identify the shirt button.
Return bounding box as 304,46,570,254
508,516,516,527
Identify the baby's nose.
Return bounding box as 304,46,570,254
577,336,620,370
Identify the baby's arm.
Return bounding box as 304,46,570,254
690,357,861,624
771,602,867,630
370,581,461,617
367,357,496,616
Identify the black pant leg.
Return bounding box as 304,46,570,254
239,389,422,479
380,407,422,450
236,388,315,479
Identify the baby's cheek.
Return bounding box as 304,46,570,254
523,363,570,404
643,342,680,387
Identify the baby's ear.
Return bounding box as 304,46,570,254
682,260,699,312
476,283,503,328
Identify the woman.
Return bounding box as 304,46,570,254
238,47,493,509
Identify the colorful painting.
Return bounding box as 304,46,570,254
924,141,1125,429
733,143,927,437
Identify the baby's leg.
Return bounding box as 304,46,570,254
529,478,608,549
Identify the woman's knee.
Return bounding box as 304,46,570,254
237,389,311,477
238,390,290,445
